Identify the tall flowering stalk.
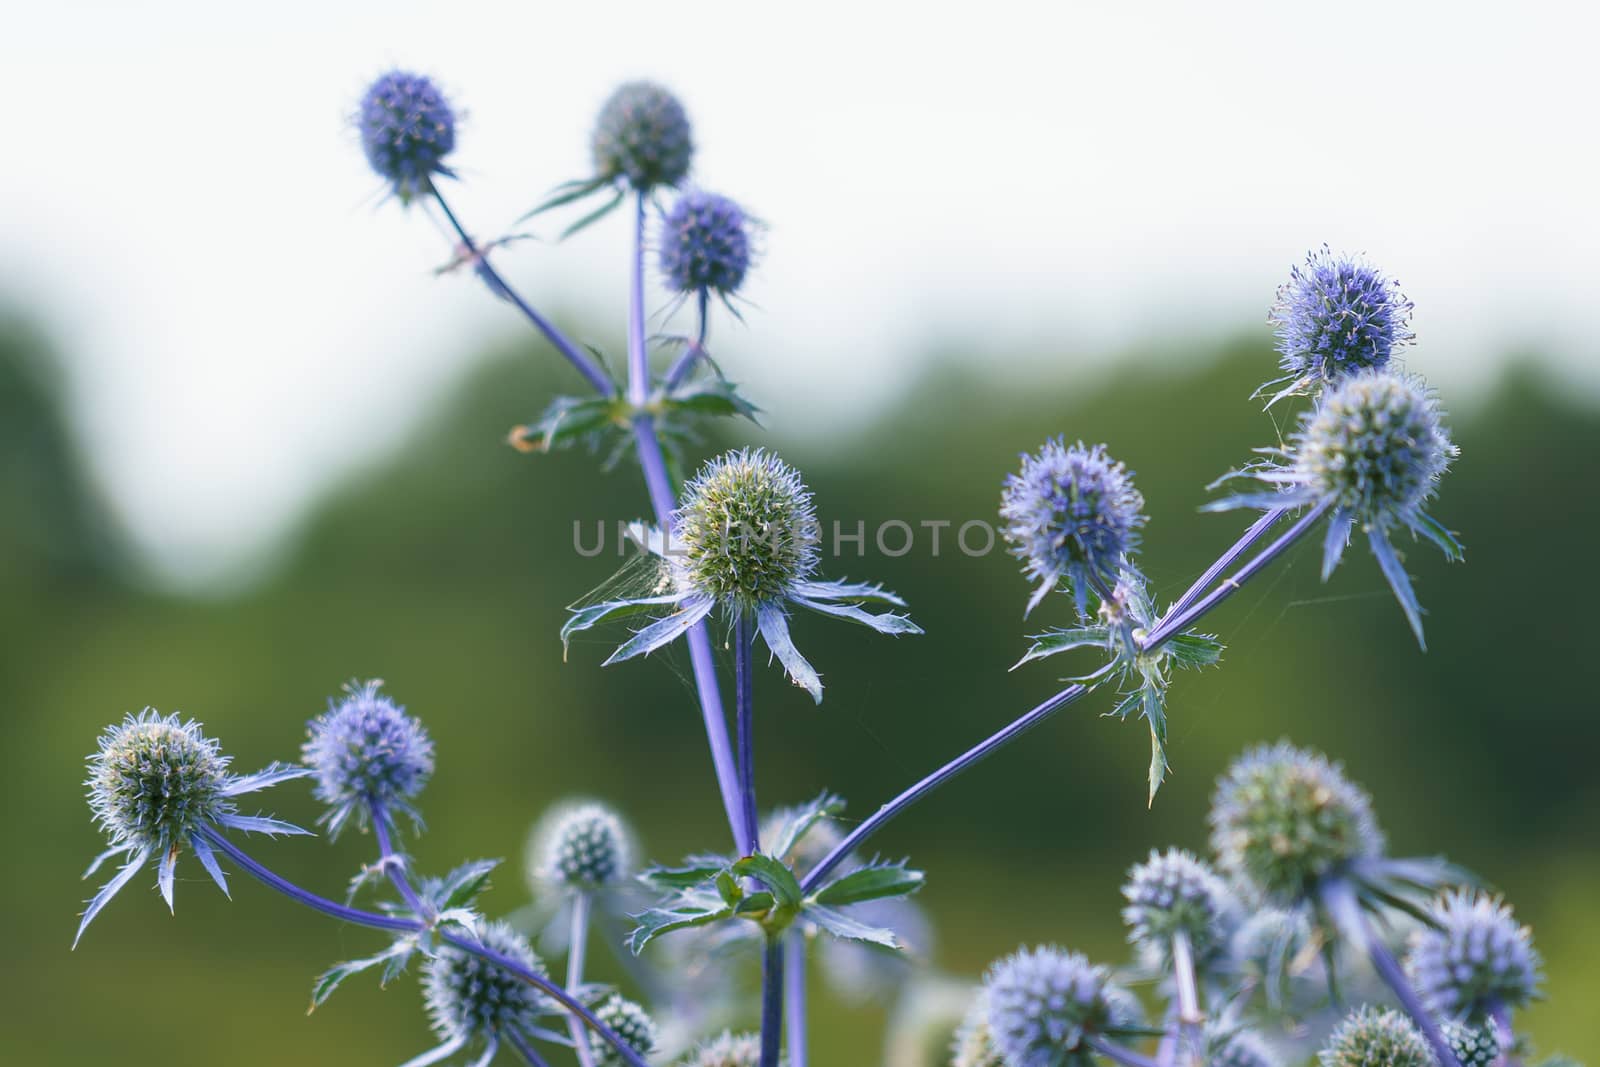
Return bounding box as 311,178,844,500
69,66,1583,1067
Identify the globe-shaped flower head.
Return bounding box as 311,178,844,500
1319,1007,1433,1067
1268,247,1414,399
303,680,434,837
592,81,693,192
676,1031,764,1067
417,920,554,1063
1122,848,1238,970
1441,1021,1500,1067
1407,891,1541,1020
660,190,754,298
358,70,456,203
983,946,1137,1067
584,993,658,1067
1001,439,1146,617
1209,742,1384,906
565,448,920,703
529,800,635,891
77,710,309,946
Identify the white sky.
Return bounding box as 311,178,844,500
2,1,1596,585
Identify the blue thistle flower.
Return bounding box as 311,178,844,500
358,70,456,204
417,919,559,1065
951,995,1006,1067
1122,848,1239,971
659,190,754,299
1319,1006,1433,1067
592,81,693,193
676,1031,764,1067
584,993,658,1067
1001,439,1146,617
1207,369,1461,648
1441,1021,1501,1067
528,800,635,891
563,448,921,704
982,946,1136,1067
302,680,434,838
76,710,309,946
1406,891,1541,1020
1265,246,1414,403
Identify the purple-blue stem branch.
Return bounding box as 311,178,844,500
1491,1002,1520,1067
1362,913,1463,1067
1088,1036,1164,1067
504,1027,555,1067
566,892,599,1067
734,610,760,853
760,937,785,1067
660,291,711,392
785,930,808,1067
369,801,425,917
199,827,651,1067
1160,506,1287,624
626,193,649,405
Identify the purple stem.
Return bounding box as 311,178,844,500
626,193,649,405
504,1028,555,1067
760,938,786,1067
199,827,652,1067
1088,1036,1164,1067
369,802,425,917
660,290,711,393
734,610,760,853
1491,1002,1521,1067
799,682,1088,893
1160,507,1287,624
429,188,614,396
567,892,599,1067
1363,917,1463,1067
1141,501,1330,650
785,931,809,1067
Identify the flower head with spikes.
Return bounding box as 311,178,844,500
1407,891,1541,1021
1207,369,1461,648
76,710,310,947
563,448,921,703
302,680,434,838
357,70,456,204
415,919,563,1067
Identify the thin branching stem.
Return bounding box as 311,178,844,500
566,892,599,1067
785,930,809,1067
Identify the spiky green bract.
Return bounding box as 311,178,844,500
592,81,693,192
1001,439,1147,619
529,800,634,891
1319,1007,1433,1067
586,994,658,1067
1407,891,1541,1020
982,946,1138,1067
1441,1021,1500,1067
563,452,919,703
1206,1023,1280,1067
1208,369,1461,648
302,680,434,838
419,920,553,1062
77,710,309,946
676,1030,765,1067
1122,848,1238,970
951,995,1006,1067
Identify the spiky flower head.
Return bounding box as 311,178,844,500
1295,370,1455,535
422,921,549,1047
674,448,820,609
677,1031,763,1067
586,993,658,1067
592,81,693,192
77,710,307,945
1319,1007,1432,1067
1209,742,1384,905
1001,439,1146,617
1407,891,1541,1019
1270,247,1413,393
983,946,1133,1067
357,70,456,203
1441,1021,1500,1067
302,680,434,837
529,800,635,891
1206,1025,1280,1067
660,190,753,297
952,995,1006,1067
1122,848,1238,968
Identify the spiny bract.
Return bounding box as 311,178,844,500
1001,439,1146,618
1318,1006,1433,1067
421,921,549,1047
529,800,634,890
302,680,434,837
660,190,753,297
1408,890,1542,1019
358,70,456,203
983,945,1134,1067
586,993,658,1067
1208,741,1384,905
1270,246,1414,393
592,81,693,192
1121,848,1238,968
676,1030,764,1067
675,448,820,608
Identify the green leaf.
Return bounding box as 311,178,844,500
1011,627,1111,670
309,940,415,1012
517,176,611,222
662,377,762,423
508,395,624,455
765,792,847,863
1162,631,1224,669
1413,511,1465,562
559,188,626,240
627,903,732,955
1144,683,1169,807
811,861,925,907
802,904,900,948
434,859,500,912
638,857,730,891
732,891,776,917
731,854,804,909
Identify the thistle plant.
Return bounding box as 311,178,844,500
66,65,1575,1067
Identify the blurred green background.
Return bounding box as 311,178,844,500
2,314,1596,1064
